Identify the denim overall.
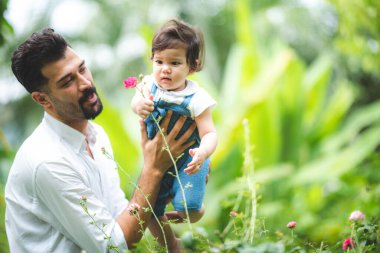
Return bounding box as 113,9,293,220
145,83,210,216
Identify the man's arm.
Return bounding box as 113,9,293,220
117,110,196,247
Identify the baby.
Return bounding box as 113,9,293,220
131,19,217,251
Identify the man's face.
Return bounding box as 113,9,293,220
41,47,103,123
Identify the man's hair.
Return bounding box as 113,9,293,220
11,28,69,93
151,19,205,72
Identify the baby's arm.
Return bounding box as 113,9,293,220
131,86,154,119
184,107,217,175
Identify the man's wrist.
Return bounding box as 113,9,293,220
143,164,166,179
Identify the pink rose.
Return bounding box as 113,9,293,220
287,221,297,229
342,237,355,251
349,210,365,222
124,77,138,89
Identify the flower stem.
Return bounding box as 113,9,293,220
242,119,256,244
221,119,256,244
80,197,120,253
102,150,169,253
136,82,192,234
221,185,244,237
150,115,193,236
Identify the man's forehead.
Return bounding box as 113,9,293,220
41,48,83,82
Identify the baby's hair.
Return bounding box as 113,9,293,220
151,19,205,72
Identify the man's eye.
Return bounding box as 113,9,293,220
79,66,87,73
63,77,74,87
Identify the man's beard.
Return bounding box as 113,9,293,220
79,87,103,119
48,86,103,120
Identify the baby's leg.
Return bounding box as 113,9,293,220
171,158,209,222
148,215,181,252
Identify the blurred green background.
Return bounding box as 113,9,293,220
1,0,379,252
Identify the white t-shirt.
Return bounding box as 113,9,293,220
5,112,128,253
142,75,216,119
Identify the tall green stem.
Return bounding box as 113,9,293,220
243,119,256,243
222,119,256,243
151,115,193,235
103,150,169,253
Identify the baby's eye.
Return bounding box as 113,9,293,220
172,61,180,65
155,60,163,64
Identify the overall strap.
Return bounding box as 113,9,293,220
180,93,195,108
150,83,158,96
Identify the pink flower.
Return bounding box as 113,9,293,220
287,221,297,229
123,77,138,89
229,211,238,217
349,210,365,222
342,237,355,251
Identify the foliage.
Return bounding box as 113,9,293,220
126,119,380,252
194,0,380,247
327,0,380,105
328,0,380,77
0,193,9,253
0,0,13,46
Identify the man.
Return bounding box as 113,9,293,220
5,28,195,252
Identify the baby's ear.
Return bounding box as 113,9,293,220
189,61,199,74
192,59,201,73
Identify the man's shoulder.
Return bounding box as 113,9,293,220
11,123,65,174
5,123,66,199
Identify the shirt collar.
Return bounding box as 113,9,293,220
43,112,98,152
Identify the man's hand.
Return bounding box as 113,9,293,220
140,110,197,174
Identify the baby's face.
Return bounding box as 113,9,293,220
152,47,193,92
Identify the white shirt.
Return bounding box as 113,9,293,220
142,76,216,118
5,112,128,253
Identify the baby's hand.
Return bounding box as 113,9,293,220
135,95,154,119
184,148,206,175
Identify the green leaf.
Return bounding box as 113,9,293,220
292,123,380,185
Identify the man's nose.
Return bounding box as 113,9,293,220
78,74,92,90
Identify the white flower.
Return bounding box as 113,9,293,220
349,210,365,221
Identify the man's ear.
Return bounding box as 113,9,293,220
31,91,51,108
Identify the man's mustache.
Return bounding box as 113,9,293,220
79,87,97,104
